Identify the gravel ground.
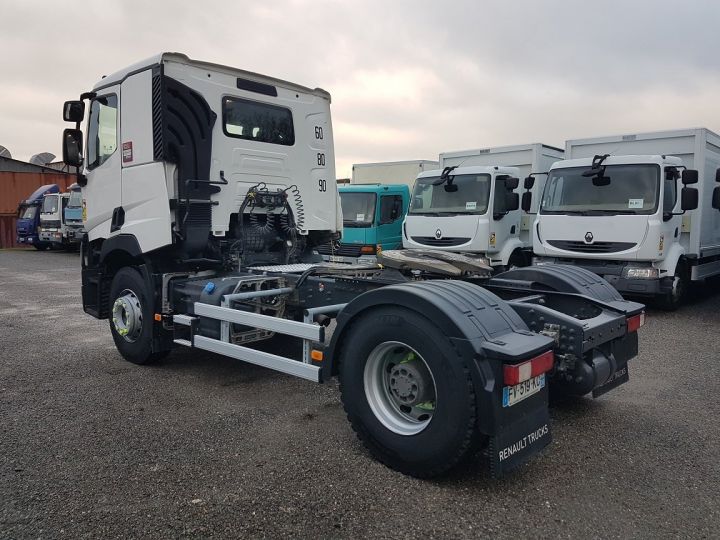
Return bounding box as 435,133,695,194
1,249,719,539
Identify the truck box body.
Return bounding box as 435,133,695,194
564,128,720,259
351,160,439,187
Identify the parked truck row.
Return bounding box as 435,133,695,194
15,182,85,250
59,53,647,479
349,131,720,309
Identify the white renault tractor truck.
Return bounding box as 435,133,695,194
402,144,563,270
61,53,646,478
533,128,720,309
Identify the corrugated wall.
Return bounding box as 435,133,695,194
0,171,75,248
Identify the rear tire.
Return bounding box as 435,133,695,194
109,267,168,365
338,306,478,477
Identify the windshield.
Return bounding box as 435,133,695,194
20,205,37,219
340,192,377,227
541,164,660,215
409,174,491,215
68,190,82,208
41,195,59,214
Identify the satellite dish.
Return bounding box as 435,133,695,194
0,145,11,159
29,152,56,166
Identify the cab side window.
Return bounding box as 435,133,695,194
379,195,403,224
87,95,118,170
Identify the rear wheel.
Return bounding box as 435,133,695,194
109,267,168,365
338,306,478,477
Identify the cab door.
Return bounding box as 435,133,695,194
376,193,406,249
489,176,521,255
83,89,121,240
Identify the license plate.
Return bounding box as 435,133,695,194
503,374,545,407
329,255,345,263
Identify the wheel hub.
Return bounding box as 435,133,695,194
389,362,432,406
112,289,143,343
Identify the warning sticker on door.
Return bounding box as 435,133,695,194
122,141,133,163
628,198,643,209
466,201,477,210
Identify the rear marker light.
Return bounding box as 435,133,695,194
503,350,554,386
627,312,646,333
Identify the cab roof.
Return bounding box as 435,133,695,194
93,52,331,101
417,165,520,178
340,184,410,194
551,155,683,169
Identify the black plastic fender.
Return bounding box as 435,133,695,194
324,279,555,476
493,264,623,301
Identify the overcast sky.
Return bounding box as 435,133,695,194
1,0,719,177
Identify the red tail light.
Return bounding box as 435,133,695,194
627,312,646,333
503,350,554,386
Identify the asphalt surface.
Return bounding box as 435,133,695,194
1,249,719,539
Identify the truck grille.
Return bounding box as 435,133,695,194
547,240,636,254
316,243,363,257
411,236,471,247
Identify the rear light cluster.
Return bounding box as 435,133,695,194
503,350,554,386
627,312,646,333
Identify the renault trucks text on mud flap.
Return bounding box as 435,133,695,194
62,53,645,478
16,184,59,249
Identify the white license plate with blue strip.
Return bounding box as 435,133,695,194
503,374,545,407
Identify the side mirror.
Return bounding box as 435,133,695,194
521,192,532,212
524,176,535,189
62,128,83,167
715,168,720,183
63,101,85,123
681,187,698,211
505,176,519,190
682,169,699,185
712,186,720,210
506,192,520,211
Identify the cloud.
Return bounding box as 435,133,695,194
1,0,719,178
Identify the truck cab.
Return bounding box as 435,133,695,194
318,183,409,262
402,166,524,269
63,184,85,246
16,184,59,249
39,192,69,247
533,154,700,308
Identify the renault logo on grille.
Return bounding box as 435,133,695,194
584,232,594,244
435,229,442,239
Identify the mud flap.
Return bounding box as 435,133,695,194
488,397,552,478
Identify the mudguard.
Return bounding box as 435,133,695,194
324,279,555,477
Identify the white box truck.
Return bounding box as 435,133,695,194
402,144,563,269
533,128,720,309
351,160,439,187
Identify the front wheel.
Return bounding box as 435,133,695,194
33,242,49,251
656,263,689,311
109,267,168,365
338,306,479,477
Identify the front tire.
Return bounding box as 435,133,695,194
656,262,689,311
338,306,478,477
109,267,168,365
33,242,49,251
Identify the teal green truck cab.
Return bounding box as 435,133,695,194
318,184,410,262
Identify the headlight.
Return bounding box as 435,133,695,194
622,267,659,279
